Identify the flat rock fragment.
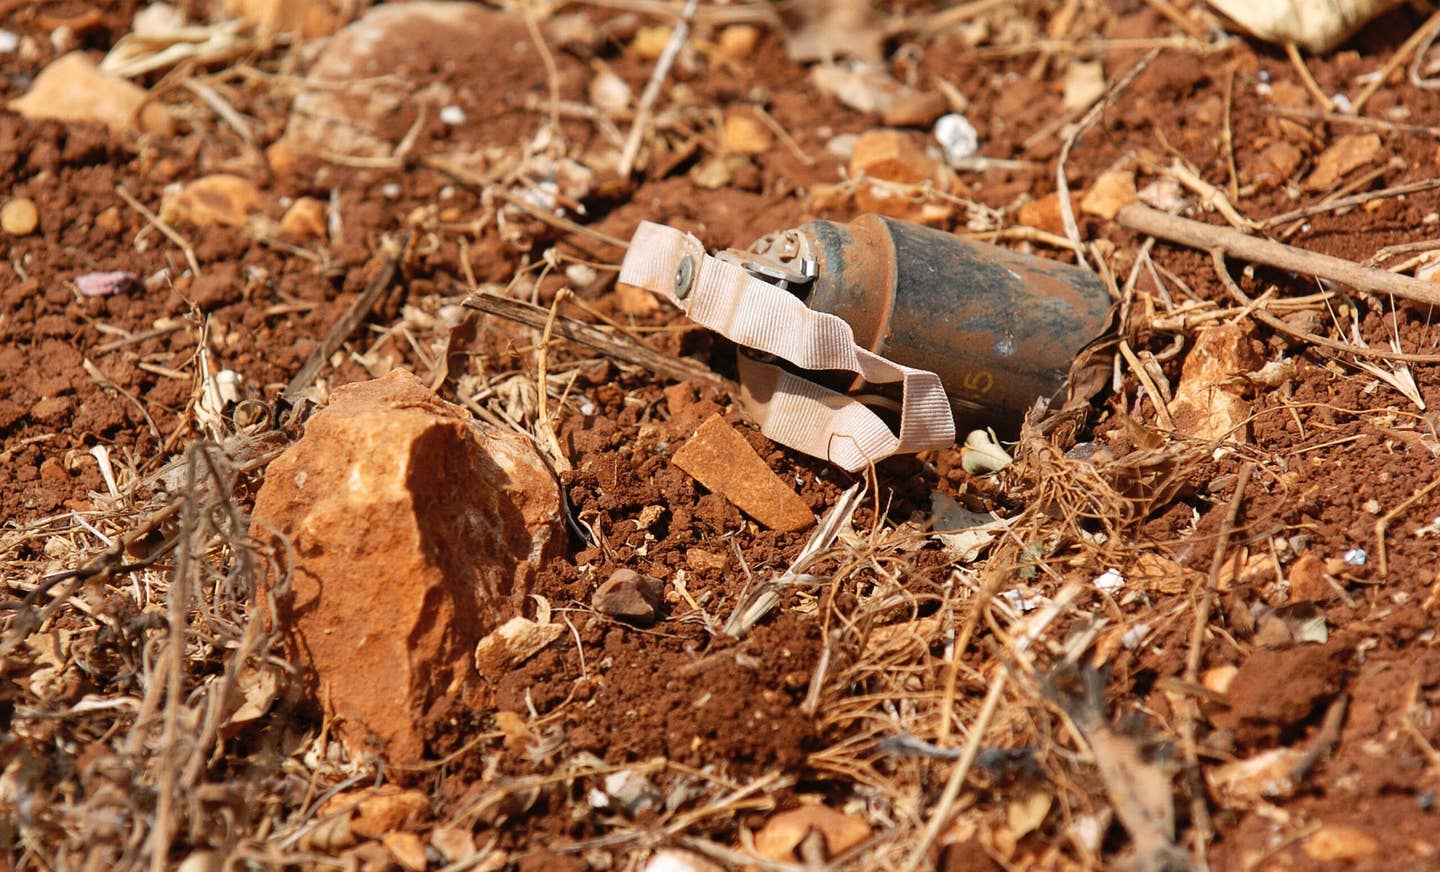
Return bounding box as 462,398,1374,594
1303,133,1381,191
252,370,564,762
1166,323,1262,442
8,52,173,135
671,414,815,532
592,569,665,625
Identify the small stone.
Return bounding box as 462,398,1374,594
1166,323,1262,442
754,805,871,862
8,52,173,135
429,825,475,863
1303,133,1381,191
721,112,773,155
686,549,728,572
474,615,565,676
1062,60,1106,112
320,786,430,840
187,262,242,310
849,129,933,185
225,0,340,38
881,90,946,128
252,370,565,762
1,197,38,236
643,848,725,872
933,113,978,166
718,25,759,59
1206,746,1306,805
849,129,951,223
614,282,661,315
280,196,327,240
176,852,220,872
589,69,632,116
1016,192,1079,236
592,569,665,625
1303,825,1381,862
74,271,140,298
95,206,123,235
1201,664,1238,696
161,174,265,229
631,25,672,59
1079,170,1137,220
382,832,428,872
671,414,815,533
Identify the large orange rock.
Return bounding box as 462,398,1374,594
8,52,173,136
252,371,564,762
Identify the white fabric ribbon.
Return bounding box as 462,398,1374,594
619,221,956,471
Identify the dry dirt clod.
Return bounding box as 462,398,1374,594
251,370,565,762
1287,551,1333,602
7,52,173,135
592,568,665,625
671,414,815,532
1,198,39,236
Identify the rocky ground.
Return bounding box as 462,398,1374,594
5,0,1440,870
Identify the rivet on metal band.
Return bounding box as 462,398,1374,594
674,255,696,299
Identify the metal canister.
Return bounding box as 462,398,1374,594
740,214,1112,430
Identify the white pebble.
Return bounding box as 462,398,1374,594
934,113,979,166
1093,567,1124,593
1330,93,1353,112
439,105,466,126
0,30,18,53
1344,548,1367,566
380,182,400,199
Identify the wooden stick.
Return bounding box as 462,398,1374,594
1116,203,1440,306
462,292,724,387
1261,177,1440,229
1211,250,1440,363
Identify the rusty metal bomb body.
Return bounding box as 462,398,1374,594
751,214,1111,430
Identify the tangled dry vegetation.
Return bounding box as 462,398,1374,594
6,0,1440,870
